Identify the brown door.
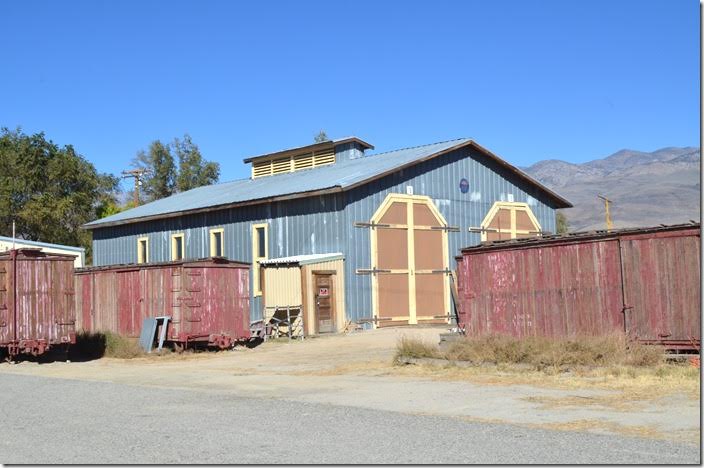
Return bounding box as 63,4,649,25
412,202,449,324
375,200,411,326
372,194,449,327
314,274,335,333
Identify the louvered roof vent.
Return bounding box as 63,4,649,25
245,137,373,179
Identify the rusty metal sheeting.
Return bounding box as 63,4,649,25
456,224,700,350
0,249,76,357
74,257,251,346
460,222,700,252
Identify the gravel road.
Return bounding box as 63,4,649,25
0,374,698,464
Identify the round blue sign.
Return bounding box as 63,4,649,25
459,178,469,194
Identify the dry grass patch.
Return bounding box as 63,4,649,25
104,332,145,359
522,394,642,411
533,419,667,440
394,335,441,361
394,333,667,370
70,331,145,360
442,334,665,369
392,334,699,400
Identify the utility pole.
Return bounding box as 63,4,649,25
122,168,147,206
597,195,614,231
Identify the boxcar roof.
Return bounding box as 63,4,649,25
85,138,572,229
75,256,250,273
458,222,700,255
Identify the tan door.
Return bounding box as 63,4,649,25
412,202,449,324
372,194,449,327
314,274,335,333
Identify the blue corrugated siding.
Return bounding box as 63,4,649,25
335,142,366,161
92,146,559,325
341,146,556,323
93,194,346,322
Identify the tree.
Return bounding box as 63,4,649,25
314,130,330,143
0,127,119,260
556,211,569,234
131,140,176,202
131,135,219,203
173,134,219,192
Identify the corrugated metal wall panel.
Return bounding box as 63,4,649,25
342,146,557,324
92,146,560,326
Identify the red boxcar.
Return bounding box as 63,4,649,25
74,257,250,349
456,224,700,350
0,249,76,357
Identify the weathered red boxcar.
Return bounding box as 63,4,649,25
0,249,76,357
74,257,250,349
455,224,700,350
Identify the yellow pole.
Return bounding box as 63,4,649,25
597,195,613,230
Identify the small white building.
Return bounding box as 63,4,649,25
0,236,85,267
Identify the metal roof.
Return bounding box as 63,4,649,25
0,236,85,252
85,138,572,229
459,222,700,254
260,252,344,266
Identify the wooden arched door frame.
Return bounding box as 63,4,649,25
480,202,542,241
369,193,450,327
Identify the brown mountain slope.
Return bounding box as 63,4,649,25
523,147,700,231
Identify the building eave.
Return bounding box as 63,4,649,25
83,186,346,230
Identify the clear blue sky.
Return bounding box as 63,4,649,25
2,0,699,190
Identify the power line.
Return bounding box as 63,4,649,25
121,168,148,206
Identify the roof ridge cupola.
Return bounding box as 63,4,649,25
243,136,374,179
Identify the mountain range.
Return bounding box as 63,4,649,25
522,147,701,232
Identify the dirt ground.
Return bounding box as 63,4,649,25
1,328,699,444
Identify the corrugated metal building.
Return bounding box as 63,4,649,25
84,136,571,330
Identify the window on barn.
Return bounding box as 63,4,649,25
251,223,268,296
137,237,149,264
209,228,224,257
171,233,185,261
480,202,542,242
